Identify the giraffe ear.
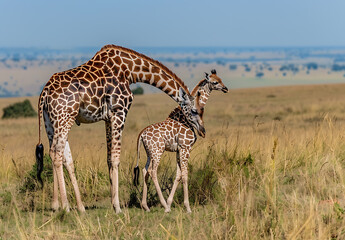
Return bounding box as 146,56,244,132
205,72,209,80
178,88,192,105
196,91,201,104
199,79,208,87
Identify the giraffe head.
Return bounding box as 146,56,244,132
178,88,206,138
203,69,228,93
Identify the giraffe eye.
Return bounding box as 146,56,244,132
191,109,198,115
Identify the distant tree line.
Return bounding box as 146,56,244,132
331,64,345,71
305,62,318,70
229,64,237,70
279,64,299,73
243,64,251,72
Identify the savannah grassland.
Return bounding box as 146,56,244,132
1,84,345,239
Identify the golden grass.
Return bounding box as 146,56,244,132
1,83,345,239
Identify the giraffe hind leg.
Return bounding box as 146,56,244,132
63,141,85,212
150,152,169,211
166,163,182,211
43,109,59,211
108,112,130,214
140,140,152,211
142,166,150,212
50,132,70,212
49,115,77,212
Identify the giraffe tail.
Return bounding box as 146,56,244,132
36,88,46,188
36,144,44,188
133,132,142,186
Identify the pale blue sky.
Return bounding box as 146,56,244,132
0,0,344,48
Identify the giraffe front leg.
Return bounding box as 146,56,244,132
181,166,191,213
166,163,182,211
180,148,192,213
105,121,112,170
109,132,122,213
63,141,85,212
107,112,127,214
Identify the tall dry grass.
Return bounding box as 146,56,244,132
1,84,345,239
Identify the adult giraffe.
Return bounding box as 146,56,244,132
35,44,205,213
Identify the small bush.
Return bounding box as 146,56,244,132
186,162,218,205
20,154,54,193
132,87,144,95
279,64,299,73
245,67,251,72
229,64,237,71
2,99,37,119
256,72,264,78
331,64,345,72
305,62,318,70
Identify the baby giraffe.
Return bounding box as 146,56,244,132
134,69,228,213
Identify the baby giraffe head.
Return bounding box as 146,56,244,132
178,88,205,138
203,69,228,93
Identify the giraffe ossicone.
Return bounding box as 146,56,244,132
35,44,203,213
134,70,228,213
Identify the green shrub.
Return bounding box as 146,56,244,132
132,86,144,95
2,99,37,119
20,154,54,193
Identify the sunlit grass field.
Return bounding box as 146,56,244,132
1,83,345,239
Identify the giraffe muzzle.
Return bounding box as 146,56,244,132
198,125,206,138
222,86,229,93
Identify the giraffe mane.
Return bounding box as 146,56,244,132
190,79,207,96
168,106,182,119
95,44,190,95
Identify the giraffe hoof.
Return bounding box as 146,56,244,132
165,208,171,213
52,202,60,212
63,205,71,213
78,205,86,212
142,204,150,212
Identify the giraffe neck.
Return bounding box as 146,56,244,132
196,83,212,108
93,45,190,102
168,107,195,133
167,81,211,127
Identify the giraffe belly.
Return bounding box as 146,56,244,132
76,108,103,123
165,139,178,152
